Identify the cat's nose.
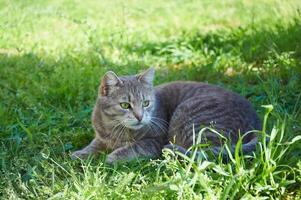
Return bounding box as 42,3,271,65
133,112,143,122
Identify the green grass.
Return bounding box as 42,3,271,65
1,0,301,199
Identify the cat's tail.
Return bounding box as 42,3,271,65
163,137,258,161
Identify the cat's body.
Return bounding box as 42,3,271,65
71,68,261,163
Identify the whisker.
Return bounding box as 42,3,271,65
149,120,168,136
146,123,159,136
150,117,169,126
150,119,168,133
112,124,126,149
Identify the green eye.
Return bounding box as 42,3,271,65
120,102,130,109
142,100,150,107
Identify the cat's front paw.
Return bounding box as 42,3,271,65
70,150,91,160
105,153,117,165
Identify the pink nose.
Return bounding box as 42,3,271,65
134,113,143,122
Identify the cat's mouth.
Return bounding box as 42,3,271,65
124,122,145,130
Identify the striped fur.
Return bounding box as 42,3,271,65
71,68,261,164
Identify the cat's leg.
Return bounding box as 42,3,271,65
106,138,163,164
71,137,106,159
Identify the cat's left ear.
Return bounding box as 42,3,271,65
137,67,155,86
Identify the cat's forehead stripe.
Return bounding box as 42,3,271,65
129,93,134,101
120,96,128,101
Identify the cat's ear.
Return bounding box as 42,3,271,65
100,71,123,96
137,67,155,86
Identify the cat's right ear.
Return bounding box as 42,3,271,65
100,71,123,96
136,67,155,86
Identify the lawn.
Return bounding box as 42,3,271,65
1,0,301,199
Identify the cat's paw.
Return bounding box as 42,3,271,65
105,154,117,165
70,150,91,160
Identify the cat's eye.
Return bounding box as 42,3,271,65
142,100,150,107
120,102,131,109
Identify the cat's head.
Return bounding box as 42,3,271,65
98,68,155,130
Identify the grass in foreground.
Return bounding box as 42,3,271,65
1,0,301,199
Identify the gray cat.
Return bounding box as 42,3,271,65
71,68,261,164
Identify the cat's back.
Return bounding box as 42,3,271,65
155,81,245,106
154,81,261,134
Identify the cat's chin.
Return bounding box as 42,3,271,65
125,124,145,130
